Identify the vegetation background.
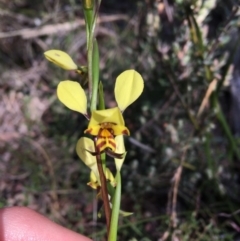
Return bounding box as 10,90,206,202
0,0,240,240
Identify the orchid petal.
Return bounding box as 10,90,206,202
76,137,99,182
114,135,126,171
84,125,101,136
44,50,78,70
111,125,130,136
96,129,116,152
57,80,87,115
115,69,144,111
87,171,99,189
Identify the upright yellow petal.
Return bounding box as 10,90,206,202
44,50,78,70
114,70,144,111
114,135,126,171
57,80,87,115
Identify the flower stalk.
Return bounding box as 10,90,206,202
83,1,112,233
94,140,111,232
44,1,144,240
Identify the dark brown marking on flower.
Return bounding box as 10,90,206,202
122,129,130,135
108,140,116,149
96,140,107,151
85,128,92,134
106,149,124,159
85,149,100,156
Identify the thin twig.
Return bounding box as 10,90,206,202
170,148,188,228
0,14,128,39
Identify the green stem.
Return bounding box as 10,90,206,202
108,171,121,241
90,39,99,110
83,1,113,238
98,81,105,110
84,1,111,237
83,9,92,49
87,0,101,106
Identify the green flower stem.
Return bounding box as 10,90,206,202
82,0,93,49
87,36,94,103
84,0,112,238
83,9,93,49
90,38,99,111
98,81,105,110
108,171,121,241
86,0,101,107
94,140,111,234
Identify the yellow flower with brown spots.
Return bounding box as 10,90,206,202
45,61,144,155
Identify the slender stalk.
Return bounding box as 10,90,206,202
83,9,92,49
90,39,99,110
87,0,101,103
98,81,105,110
108,171,121,241
94,140,111,233
84,0,111,237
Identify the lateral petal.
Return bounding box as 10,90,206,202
114,70,144,111
76,137,99,183
112,125,130,136
57,80,87,115
114,135,126,171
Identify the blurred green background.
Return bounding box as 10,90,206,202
0,0,240,240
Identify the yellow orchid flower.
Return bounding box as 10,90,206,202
76,136,126,173
44,50,78,70
76,137,117,187
57,69,144,155
84,107,129,154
